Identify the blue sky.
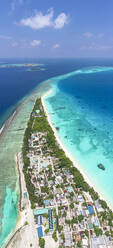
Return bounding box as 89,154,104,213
1,0,113,58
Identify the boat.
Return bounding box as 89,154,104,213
56,127,59,130
97,163,105,170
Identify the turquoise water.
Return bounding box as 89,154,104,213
1,61,113,247
44,66,113,208
0,187,18,246
0,80,51,247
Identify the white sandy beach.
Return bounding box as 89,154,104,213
41,90,113,211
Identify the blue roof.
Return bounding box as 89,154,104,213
48,209,53,230
88,205,94,215
65,170,68,175
24,192,27,198
45,199,50,206
93,217,99,227
37,226,43,238
41,162,48,168
68,186,73,193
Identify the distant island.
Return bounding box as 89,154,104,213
29,67,45,71
0,63,44,68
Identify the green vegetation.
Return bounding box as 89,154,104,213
77,241,82,247
78,215,84,222
22,97,109,219
105,231,110,236
44,228,49,234
70,203,74,209
94,227,103,236
39,238,45,248
41,186,49,194
58,225,63,233
71,217,78,224
82,202,87,207
85,229,89,238
60,233,65,241
24,221,28,225
99,200,107,209
52,231,58,242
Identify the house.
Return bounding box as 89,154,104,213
65,232,72,247
78,195,84,202
37,226,43,238
91,236,106,248
75,233,81,242
44,199,50,206
82,238,88,247
95,200,104,212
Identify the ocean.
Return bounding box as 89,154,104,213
44,65,113,208
0,58,113,247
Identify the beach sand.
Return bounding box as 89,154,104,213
41,89,113,211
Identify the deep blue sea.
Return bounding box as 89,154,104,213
1,58,113,247
1,58,113,127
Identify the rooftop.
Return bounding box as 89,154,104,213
34,208,48,216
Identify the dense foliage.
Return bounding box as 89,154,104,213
22,97,110,215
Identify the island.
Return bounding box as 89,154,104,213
29,68,45,71
0,63,44,68
7,97,113,248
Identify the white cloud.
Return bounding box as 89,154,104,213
10,0,23,13
19,8,68,30
30,40,41,47
83,32,104,39
0,35,12,40
18,0,23,4
20,8,53,29
54,13,68,29
83,32,94,38
81,42,113,51
89,43,112,50
11,42,18,47
96,33,104,38
11,1,16,11
53,44,60,49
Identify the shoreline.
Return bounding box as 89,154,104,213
41,89,113,212
3,154,24,248
0,80,51,248
3,151,38,248
0,107,20,139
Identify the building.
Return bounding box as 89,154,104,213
44,199,50,206
37,226,43,238
88,205,94,215
48,209,53,231
36,215,43,225
34,208,48,216
91,236,106,248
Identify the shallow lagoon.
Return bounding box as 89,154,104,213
45,66,113,208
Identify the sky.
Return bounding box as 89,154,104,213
0,0,113,58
